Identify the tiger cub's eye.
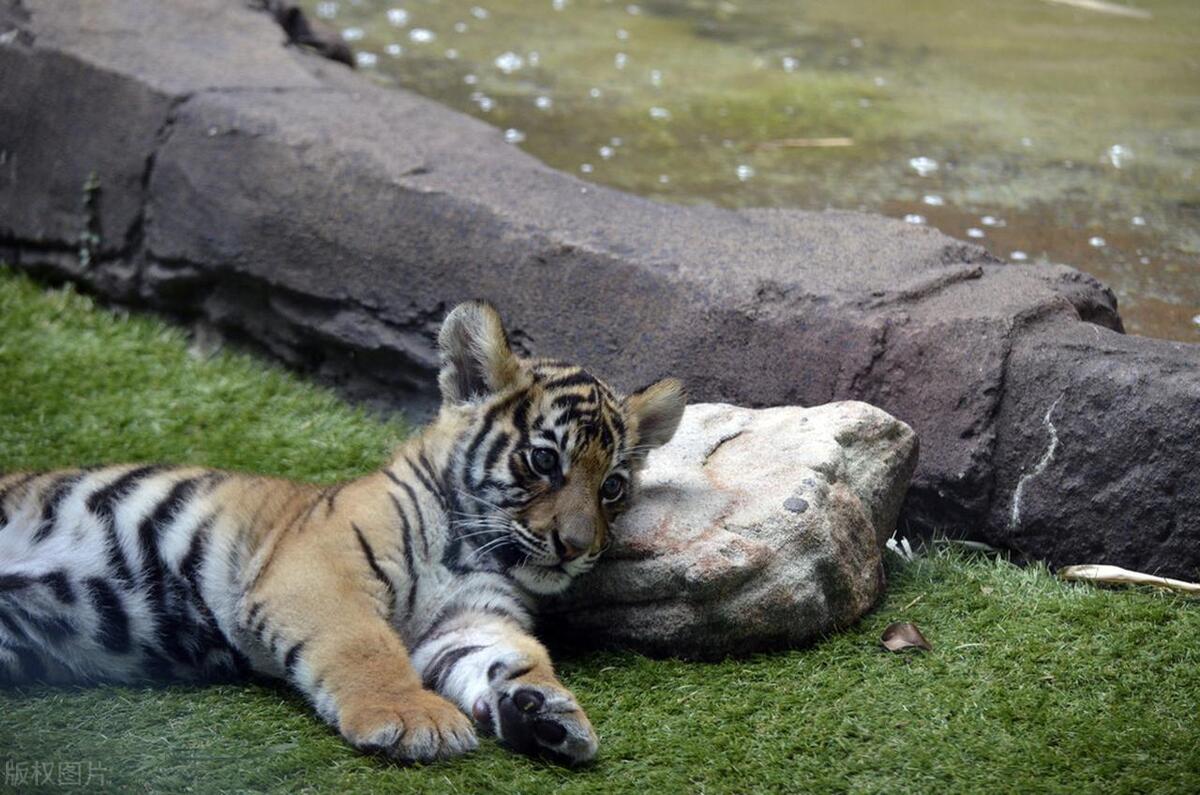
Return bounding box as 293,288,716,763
530,447,559,476
600,474,625,502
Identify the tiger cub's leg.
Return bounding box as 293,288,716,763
244,563,476,761
412,612,598,764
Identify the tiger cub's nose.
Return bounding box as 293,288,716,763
552,530,586,561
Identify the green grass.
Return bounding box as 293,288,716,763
1,267,1198,793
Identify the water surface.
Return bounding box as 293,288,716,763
301,0,1200,341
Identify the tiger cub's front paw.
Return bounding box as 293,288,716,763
473,664,599,764
338,688,478,763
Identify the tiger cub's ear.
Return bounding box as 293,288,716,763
438,301,523,405
624,378,687,457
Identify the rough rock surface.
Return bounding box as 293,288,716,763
1,0,1198,577
544,402,918,659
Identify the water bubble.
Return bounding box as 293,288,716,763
649,69,663,87
504,128,525,144
850,37,864,48
1088,236,1106,248
1193,315,1200,328
658,174,670,184
528,51,540,66
454,21,468,32
580,163,594,173
858,98,872,108
610,137,623,147
616,28,629,41
316,2,338,20
463,73,478,84
781,56,798,73
590,87,603,99
470,6,489,19
614,52,628,69
476,95,495,112
908,156,939,177
355,51,378,67
1020,137,1033,147
1140,257,1151,265
904,214,926,225
386,7,408,26
736,165,755,182
444,48,458,59
385,43,404,56
342,27,365,41
966,228,984,239
873,76,887,87
409,28,435,43
626,4,642,14
552,0,566,9
649,106,671,120
1107,144,1130,169
1011,251,1028,261
599,146,614,160
922,194,944,206
535,95,553,110
1132,216,1146,226
494,51,524,73
980,215,1000,227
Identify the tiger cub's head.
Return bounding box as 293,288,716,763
436,301,685,594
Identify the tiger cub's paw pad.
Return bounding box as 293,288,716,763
475,679,598,764
340,690,478,763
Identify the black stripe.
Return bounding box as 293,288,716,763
416,452,449,508
39,571,75,605
138,477,205,663
86,577,131,654
388,494,419,615
352,523,395,606
421,644,484,691
0,574,32,591
541,371,597,390
551,393,593,411
397,482,430,560
180,515,215,593
139,477,204,579
86,465,165,583
481,431,512,480
408,455,445,508
33,473,84,543
464,391,523,471
283,640,305,677
323,483,346,514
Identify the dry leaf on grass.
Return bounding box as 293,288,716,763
1058,565,1200,595
881,621,932,652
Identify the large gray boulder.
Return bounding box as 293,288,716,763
1,0,1197,578
547,402,918,659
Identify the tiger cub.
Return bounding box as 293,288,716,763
0,302,685,764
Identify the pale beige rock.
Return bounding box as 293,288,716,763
544,402,918,659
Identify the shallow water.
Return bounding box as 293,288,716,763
301,0,1200,341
